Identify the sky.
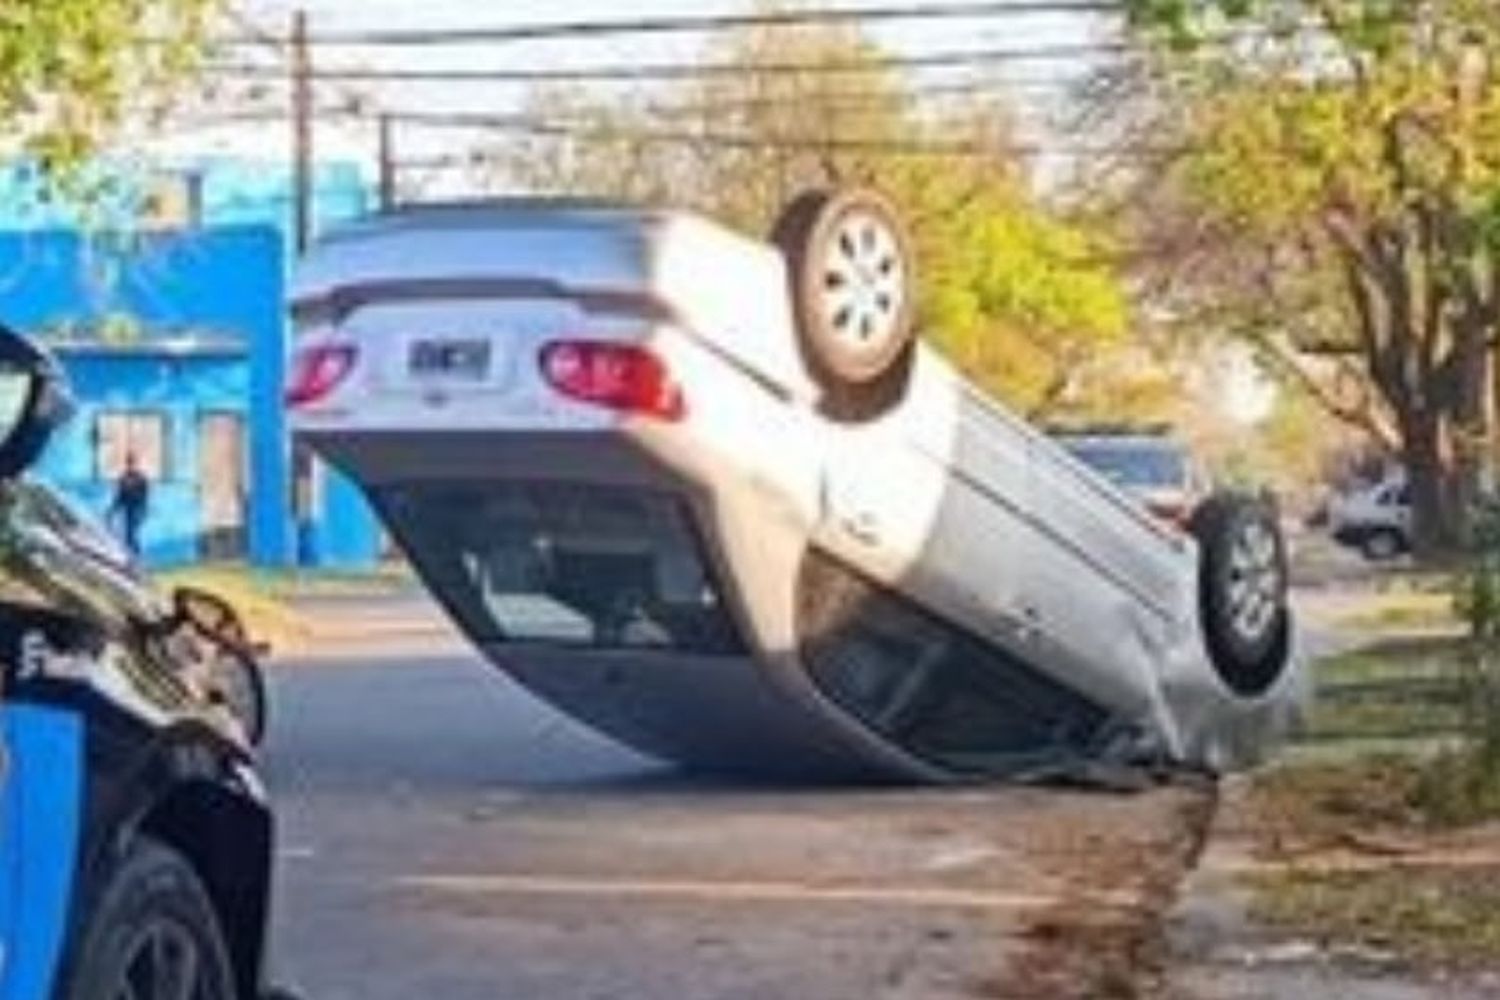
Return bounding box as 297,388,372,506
147,1,1115,194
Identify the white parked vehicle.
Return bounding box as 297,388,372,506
288,189,1304,781
1327,475,1412,561
1052,430,1211,527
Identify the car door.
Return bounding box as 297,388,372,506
0,658,10,987
0,322,79,999
816,382,1036,656
1023,435,1196,715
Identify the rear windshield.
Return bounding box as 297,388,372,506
1062,440,1187,490
376,481,744,655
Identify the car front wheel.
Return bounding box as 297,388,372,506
63,836,237,1000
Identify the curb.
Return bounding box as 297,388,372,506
1165,775,1257,967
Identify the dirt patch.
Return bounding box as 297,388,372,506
1229,757,1500,980
996,782,1218,999
1250,864,1500,972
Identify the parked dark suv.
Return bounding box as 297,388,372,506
0,326,276,1000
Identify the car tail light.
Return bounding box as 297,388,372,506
286,344,358,407
538,340,686,421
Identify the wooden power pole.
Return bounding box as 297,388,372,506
290,8,315,559
378,113,396,211
291,9,313,254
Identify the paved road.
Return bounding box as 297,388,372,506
261,650,1209,1000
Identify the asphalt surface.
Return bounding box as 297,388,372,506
261,647,1211,1000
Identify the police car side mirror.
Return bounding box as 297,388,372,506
0,324,73,479
172,586,254,651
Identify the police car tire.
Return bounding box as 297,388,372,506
772,187,918,415
63,836,237,1000
1191,492,1292,698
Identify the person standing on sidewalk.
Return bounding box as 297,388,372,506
109,452,151,558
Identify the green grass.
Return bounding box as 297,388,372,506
1239,635,1500,974
1331,590,1461,634
1306,638,1471,743
1251,866,1500,971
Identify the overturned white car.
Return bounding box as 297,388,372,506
288,188,1305,782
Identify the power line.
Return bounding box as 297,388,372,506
221,8,381,116
206,40,1132,84
218,2,1120,47
378,116,1178,159
153,73,1107,138
372,82,1087,129
392,115,996,150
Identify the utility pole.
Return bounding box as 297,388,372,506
291,9,313,254
290,8,315,564
378,113,397,211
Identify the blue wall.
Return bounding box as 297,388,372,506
0,226,295,567
0,224,379,569
40,350,247,566
0,226,284,336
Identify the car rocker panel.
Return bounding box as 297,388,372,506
291,190,1306,782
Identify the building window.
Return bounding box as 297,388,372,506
95,411,170,482
139,170,204,230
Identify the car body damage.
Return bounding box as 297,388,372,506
289,191,1307,783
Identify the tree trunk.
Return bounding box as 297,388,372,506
1402,410,1462,559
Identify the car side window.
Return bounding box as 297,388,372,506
797,550,1111,773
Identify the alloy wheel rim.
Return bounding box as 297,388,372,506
1226,520,1282,644
820,211,905,354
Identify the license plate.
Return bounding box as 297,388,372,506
408,338,492,380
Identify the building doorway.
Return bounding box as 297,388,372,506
198,411,247,560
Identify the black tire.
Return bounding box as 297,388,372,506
63,836,238,1000
771,188,918,415
1361,528,1406,562
1190,492,1291,697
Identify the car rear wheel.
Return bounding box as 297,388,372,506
1361,528,1405,562
771,187,917,417
63,836,237,1000
1191,493,1291,697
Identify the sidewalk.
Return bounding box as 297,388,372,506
277,591,468,660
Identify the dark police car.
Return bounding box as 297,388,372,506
0,327,275,1000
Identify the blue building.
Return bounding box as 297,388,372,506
0,160,381,568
